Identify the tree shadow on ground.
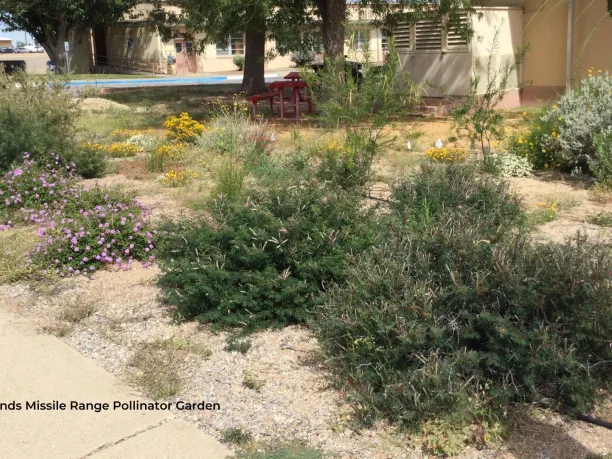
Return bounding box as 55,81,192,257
531,169,594,192
495,408,611,459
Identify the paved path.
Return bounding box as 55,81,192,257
0,310,232,459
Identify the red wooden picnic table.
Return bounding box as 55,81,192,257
267,80,312,120
284,71,302,81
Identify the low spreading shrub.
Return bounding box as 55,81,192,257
127,134,160,152
164,112,205,143
34,187,155,278
0,153,156,278
105,142,141,158
156,169,196,187
111,128,155,140
425,147,468,163
0,71,78,170
155,181,378,329
154,144,187,161
0,153,79,228
492,153,532,178
315,164,612,436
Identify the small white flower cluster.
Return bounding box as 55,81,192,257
127,134,158,152
494,154,533,178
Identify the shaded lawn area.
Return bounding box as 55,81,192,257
101,84,244,121
70,74,162,80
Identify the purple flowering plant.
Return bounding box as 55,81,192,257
1,153,156,279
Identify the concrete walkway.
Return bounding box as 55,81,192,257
0,310,232,459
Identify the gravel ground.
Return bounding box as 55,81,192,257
1,267,611,458
79,97,131,113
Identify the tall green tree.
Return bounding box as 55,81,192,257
0,0,137,71
151,0,312,95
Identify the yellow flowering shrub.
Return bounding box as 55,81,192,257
78,142,140,158
154,144,187,161
111,128,155,139
164,112,205,143
531,200,559,223
104,142,141,158
156,169,197,187
425,147,468,163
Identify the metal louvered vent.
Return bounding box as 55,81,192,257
415,20,442,51
446,13,470,48
394,21,411,50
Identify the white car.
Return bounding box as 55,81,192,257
23,45,44,53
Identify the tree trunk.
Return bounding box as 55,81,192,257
242,29,267,96
41,26,84,74
316,0,346,60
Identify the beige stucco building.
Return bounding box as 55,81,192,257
392,0,611,107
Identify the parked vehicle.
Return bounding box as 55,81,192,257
14,47,29,53
24,45,44,53
0,47,15,54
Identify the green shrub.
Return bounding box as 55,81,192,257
213,160,245,200
304,40,420,190
66,144,108,179
452,28,528,163
315,165,612,433
233,55,245,71
0,71,78,170
507,107,558,170
290,50,315,67
541,71,612,171
155,182,377,330
590,129,612,189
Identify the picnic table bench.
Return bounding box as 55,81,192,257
245,78,312,120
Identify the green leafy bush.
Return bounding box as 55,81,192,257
591,129,612,189
315,164,612,432
290,50,315,67
507,107,558,170
531,71,612,172
0,71,78,170
155,182,377,330
233,55,245,71
66,144,108,179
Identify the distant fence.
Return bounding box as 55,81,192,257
0,60,26,74
94,54,166,74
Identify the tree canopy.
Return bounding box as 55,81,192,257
0,0,138,70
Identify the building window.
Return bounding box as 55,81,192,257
392,13,470,53
355,29,369,49
216,34,244,56
381,31,388,51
